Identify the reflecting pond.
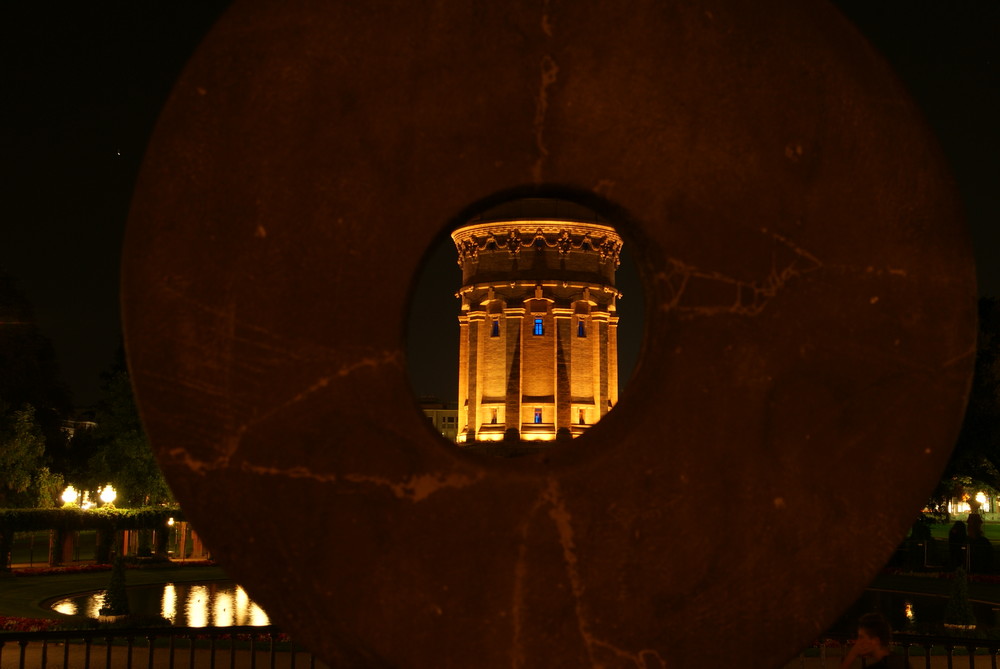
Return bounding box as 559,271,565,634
50,581,270,627
828,589,999,635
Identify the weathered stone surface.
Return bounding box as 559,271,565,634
122,1,976,667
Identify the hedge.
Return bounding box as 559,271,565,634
0,507,184,534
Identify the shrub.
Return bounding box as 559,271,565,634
98,557,130,617
945,568,977,627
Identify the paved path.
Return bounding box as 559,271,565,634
0,642,330,668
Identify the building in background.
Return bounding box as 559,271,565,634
452,199,622,444
419,397,460,442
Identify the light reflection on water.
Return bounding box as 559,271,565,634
829,589,998,634
50,582,270,627
162,583,176,621
187,585,209,627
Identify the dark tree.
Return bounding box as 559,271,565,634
930,298,1000,512
0,272,71,413
944,568,977,628
84,348,172,507
0,404,46,506
99,557,131,618
0,271,72,475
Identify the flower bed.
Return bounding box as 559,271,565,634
12,564,111,577
11,559,216,577
884,567,1000,585
0,615,64,632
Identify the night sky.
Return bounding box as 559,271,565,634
2,1,997,409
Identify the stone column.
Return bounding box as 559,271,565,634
592,311,610,418
457,313,470,438
467,312,486,441
0,531,12,572
48,529,76,567
504,307,525,440
554,307,573,435
608,313,620,409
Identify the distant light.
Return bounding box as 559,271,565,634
61,485,79,505
167,517,175,527
976,491,989,510
99,485,117,505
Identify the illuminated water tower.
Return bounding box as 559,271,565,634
452,199,623,444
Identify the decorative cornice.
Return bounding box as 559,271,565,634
456,281,621,299
451,220,623,269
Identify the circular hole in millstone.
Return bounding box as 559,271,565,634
406,196,645,457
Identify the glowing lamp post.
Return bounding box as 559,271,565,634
61,485,79,507
99,485,117,507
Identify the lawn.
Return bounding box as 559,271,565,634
927,521,1000,541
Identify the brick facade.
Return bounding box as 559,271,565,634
452,210,621,443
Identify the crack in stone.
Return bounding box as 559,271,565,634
165,447,231,476
540,0,553,37
540,479,592,663
234,464,486,502
510,539,529,669
167,454,484,503
942,346,976,369
592,640,669,669
518,479,668,668
510,493,548,669
862,265,908,278
657,228,822,317
164,349,403,475
531,54,559,184
363,470,486,503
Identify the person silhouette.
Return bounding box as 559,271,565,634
839,613,911,669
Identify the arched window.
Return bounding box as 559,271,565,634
533,318,544,336
577,320,586,337
491,318,500,337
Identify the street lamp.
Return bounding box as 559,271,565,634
61,485,79,507
99,485,117,507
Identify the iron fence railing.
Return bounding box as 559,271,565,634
793,633,1000,669
9,626,1000,668
0,625,327,668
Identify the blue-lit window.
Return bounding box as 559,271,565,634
533,318,544,336
577,320,586,337
533,408,543,424
491,318,500,337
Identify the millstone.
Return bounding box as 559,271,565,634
122,1,976,666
